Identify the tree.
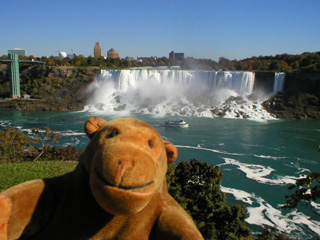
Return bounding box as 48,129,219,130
219,57,236,70
253,60,263,70
0,128,31,162
256,226,296,240
282,172,320,209
0,127,81,163
167,159,251,240
291,60,299,70
269,60,289,71
31,128,61,161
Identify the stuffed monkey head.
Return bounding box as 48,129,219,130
82,117,178,215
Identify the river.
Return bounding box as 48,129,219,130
0,108,319,239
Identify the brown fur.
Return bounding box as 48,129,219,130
0,117,203,240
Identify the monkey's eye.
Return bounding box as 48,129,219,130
148,140,153,148
108,129,118,138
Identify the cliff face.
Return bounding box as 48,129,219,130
253,72,275,94
262,72,320,119
284,72,320,94
21,65,100,82
0,66,100,111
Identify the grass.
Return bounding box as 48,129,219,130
0,161,78,191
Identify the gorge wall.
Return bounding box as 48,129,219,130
253,72,275,94
254,71,320,95
284,72,320,94
262,71,320,119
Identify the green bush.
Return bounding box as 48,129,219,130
167,158,251,240
0,128,31,162
0,128,81,162
256,226,297,240
282,172,320,210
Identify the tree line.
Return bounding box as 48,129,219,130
1,51,320,71
231,51,320,72
0,55,169,69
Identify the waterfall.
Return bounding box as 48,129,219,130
85,69,278,120
273,72,286,96
97,69,255,95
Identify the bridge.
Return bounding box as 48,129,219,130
0,53,46,98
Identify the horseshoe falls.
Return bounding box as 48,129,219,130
85,69,285,120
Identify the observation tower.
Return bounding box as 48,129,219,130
0,52,45,99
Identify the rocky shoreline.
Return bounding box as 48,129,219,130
262,93,320,120
263,71,320,120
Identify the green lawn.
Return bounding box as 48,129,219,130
0,161,78,191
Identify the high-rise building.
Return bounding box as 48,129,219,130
107,48,120,59
94,42,102,57
169,51,184,61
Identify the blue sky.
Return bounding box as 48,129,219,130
1,0,319,61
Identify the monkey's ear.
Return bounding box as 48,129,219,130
164,141,178,163
84,117,107,139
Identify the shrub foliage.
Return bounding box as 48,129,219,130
167,158,251,240
0,128,31,162
0,127,80,162
282,172,320,210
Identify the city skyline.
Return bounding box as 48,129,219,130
1,0,319,61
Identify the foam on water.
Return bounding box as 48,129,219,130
247,197,320,237
221,186,254,205
175,145,245,156
253,155,285,160
222,158,298,185
84,69,281,120
0,123,35,135
311,202,320,214
221,186,320,238
0,120,12,128
60,130,86,136
253,155,287,160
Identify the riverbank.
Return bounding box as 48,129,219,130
262,93,320,120
0,98,84,111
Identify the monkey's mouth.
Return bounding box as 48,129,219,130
95,169,153,190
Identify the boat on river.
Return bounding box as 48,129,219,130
165,120,189,128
